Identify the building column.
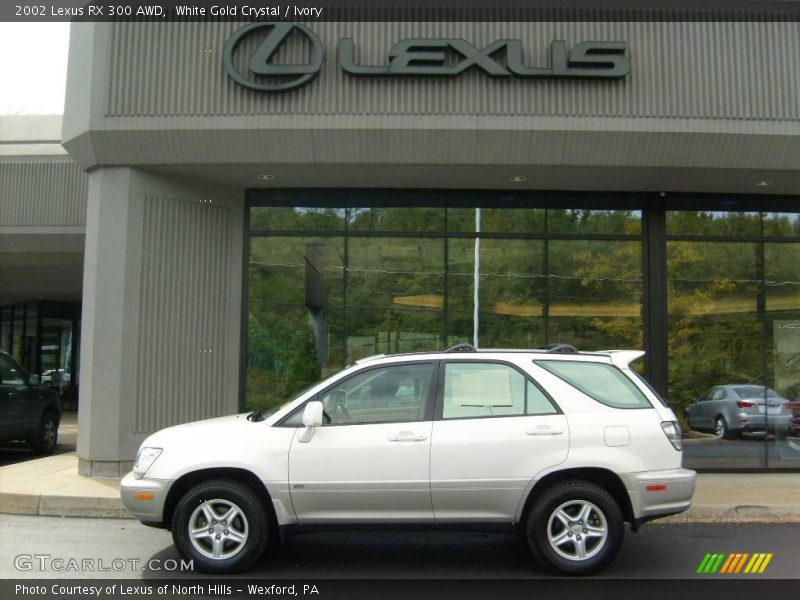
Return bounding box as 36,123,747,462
77,167,243,477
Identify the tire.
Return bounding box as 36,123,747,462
715,416,735,440
30,411,58,454
526,480,624,576
171,479,270,574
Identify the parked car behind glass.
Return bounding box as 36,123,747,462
684,385,792,439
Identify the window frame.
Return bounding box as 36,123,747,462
434,359,561,422
0,353,28,386
275,360,439,428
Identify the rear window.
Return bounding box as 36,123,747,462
535,360,652,409
733,386,779,399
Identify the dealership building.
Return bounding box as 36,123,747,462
1,11,799,474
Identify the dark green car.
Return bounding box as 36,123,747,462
0,350,62,454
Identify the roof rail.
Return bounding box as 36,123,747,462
443,343,477,353
536,343,579,354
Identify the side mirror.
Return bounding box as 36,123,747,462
297,401,323,443
28,374,40,385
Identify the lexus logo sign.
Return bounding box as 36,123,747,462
223,22,325,92
223,23,630,93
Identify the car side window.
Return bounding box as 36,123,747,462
442,362,557,419
0,356,25,385
318,363,435,426
711,388,727,401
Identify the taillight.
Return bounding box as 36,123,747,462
736,400,756,408
661,421,682,450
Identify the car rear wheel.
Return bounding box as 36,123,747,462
526,480,624,575
30,411,58,454
172,479,269,574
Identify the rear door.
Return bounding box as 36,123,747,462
429,360,568,523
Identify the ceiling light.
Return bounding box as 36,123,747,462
754,180,773,187
508,175,527,182
257,174,275,181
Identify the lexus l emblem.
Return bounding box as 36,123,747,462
223,22,325,92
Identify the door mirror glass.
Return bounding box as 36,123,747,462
297,401,323,443
28,374,40,385
302,401,324,427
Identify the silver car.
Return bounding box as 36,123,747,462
685,385,793,439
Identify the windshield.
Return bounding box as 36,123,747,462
247,382,320,422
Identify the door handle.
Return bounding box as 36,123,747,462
526,426,564,436
388,431,427,442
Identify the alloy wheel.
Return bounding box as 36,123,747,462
188,499,249,560
42,417,57,449
546,499,609,561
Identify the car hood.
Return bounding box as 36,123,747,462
143,413,257,448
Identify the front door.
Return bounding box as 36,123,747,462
430,361,569,523
288,362,436,524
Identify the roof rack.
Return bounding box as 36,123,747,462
443,343,477,353
535,343,579,354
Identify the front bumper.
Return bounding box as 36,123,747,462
120,471,172,525
621,468,696,521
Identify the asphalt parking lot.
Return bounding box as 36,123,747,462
1,515,798,580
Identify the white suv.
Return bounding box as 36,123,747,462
121,344,695,575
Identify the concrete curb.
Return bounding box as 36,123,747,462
0,492,130,519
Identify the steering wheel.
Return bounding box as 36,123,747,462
333,402,352,424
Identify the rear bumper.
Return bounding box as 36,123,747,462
735,413,792,433
120,471,171,526
621,468,696,521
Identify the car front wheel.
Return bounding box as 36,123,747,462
30,411,58,454
172,479,269,574
526,480,624,575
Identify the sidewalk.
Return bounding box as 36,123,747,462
1,452,799,521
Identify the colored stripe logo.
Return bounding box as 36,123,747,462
696,553,773,574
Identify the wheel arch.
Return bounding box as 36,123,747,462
519,467,634,527
162,467,278,533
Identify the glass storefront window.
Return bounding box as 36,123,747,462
247,200,645,411
763,213,800,238
348,206,445,233
346,237,445,359
547,209,642,235
447,238,546,349
246,195,800,472
250,207,346,231
666,210,761,236
447,207,546,234
765,243,800,467
247,236,345,409
548,240,642,349
0,301,80,408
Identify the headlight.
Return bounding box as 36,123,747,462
133,447,162,479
